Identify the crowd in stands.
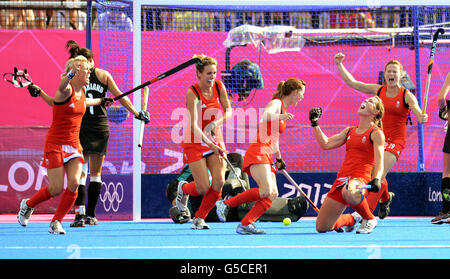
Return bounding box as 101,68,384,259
0,0,86,29
0,2,449,31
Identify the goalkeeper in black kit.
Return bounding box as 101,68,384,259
166,153,308,224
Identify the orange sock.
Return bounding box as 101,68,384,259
26,186,52,208
182,181,200,197
224,188,260,209
194,187,221,219
52,188,78,222
366,179,389,211
241,197,272,226
379,180,390,203
332,213,355,231
350,198,374,220
366,191,380,212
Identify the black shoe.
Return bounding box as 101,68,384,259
70,214,85,227
85,216,98,225
431,212,450,224
378,192,395,219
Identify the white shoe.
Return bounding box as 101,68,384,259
236,223,266,235
191,217,210,230
356,218,377,234
48,221,66,235
345,212,362,232
18,199,34,227
215,200,229,222
176,181,189,212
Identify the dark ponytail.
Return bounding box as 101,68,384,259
66,40,94,61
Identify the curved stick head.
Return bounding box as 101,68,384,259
434,28,445,40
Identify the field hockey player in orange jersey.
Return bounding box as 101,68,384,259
176,54,233,230
17,56,114,234
215,78,306,234
334,53,428,219
312,96,385,234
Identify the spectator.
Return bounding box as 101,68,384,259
359,9,375,28
254,12,264,27
160,9,173,31
9,0,35,29
272,12,282,25
319,11,330,29
96,10,132,31
48,0,86,30
0,9,6,29
291,11,311,29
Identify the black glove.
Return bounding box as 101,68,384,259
276,158,286,170
135,110,150,124
309,107,322,127
27,83,41,97
366,178,381,193
439,100,450,120
100,97,114,107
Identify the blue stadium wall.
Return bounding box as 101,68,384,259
142,172,444,218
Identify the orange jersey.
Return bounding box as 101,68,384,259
181,81,225,163
45,87,86,147
182,80,224,146
377,85,410,146
243,99,287,173
336,124,381,182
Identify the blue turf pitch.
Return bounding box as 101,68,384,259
1,217,449,259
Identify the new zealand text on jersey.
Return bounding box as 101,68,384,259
85,83,105,95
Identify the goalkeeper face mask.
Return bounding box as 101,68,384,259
3,67,32,88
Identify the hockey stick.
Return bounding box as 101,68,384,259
422,28,445,114
280,169,320,213
113,57,201,101
138,86,149,148
208,134,246,189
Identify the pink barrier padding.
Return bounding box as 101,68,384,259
0,126,57,213
0,30,100,126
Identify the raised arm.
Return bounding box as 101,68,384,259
334,52,380,95
313,125,350,150
53,71,75,102
309,107,349,150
